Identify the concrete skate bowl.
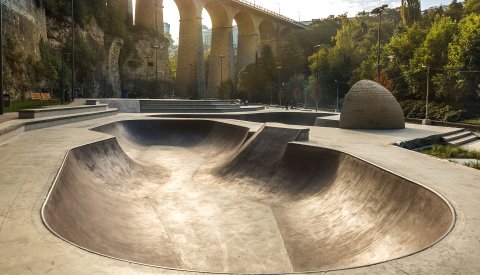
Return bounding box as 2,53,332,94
42,119,454,274
152,111,332,126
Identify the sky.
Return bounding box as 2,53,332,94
157,0,452,43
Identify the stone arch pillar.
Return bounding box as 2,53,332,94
259,20,277,55
205,2,234,99
136,0,164,35
234,11,258,82
279,27,292,50
174,0,206,99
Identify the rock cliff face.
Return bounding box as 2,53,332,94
106,38,124,98
120,31,171,98
2,0,47,57
1,0,47,99
1,0,171,100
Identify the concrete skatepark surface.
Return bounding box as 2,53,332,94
41,119,453,273
1,111,480,274
152,111,333,126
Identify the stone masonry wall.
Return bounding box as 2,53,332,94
2,0,47,58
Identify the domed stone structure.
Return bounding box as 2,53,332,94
340,80,405,130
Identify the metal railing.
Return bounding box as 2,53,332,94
231,0,307,28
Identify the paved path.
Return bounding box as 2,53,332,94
463,139,480,152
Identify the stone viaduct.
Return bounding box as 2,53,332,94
134,0,306,99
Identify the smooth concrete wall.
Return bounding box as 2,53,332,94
42,121,453,273
99,99,141,113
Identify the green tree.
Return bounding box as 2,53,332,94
278,37,307,81
258,45,276,82
444,13,480,101
384,22,427,98
445,0,464,21
409,16,457,99
401,0,422,28
219,79,234,99
236,46,277,103
463,0,480,15
293,16,342,58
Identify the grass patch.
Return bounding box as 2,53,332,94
462,118,480,125
4,99,65,112
420,145,480,170
421,145,480,159
466,160,480,169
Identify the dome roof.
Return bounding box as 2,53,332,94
340,80,405,130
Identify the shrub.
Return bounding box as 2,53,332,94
400,100,466,122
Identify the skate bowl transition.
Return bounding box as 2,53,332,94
42,119,454,274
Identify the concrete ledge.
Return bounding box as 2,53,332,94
0,109,118,144
85,99,101,105
19,104,108,119
23,109,118,131
98,99,141,113
315,114,340,128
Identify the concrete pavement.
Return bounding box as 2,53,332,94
0,112,479,274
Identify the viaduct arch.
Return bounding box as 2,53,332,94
134,0,305,99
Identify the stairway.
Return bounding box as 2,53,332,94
442,129,479,146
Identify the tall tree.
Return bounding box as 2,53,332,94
444,13,480,101
401,0,422,28
409,16,457,99
445,0,464,21
463,0,480,15
384,22,427,99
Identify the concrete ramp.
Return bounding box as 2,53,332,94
42,119,454,273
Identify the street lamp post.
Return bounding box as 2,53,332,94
153,45,160,97
61,52,71,104
0,0,3,115
304,80,307,109
422,64,431,125
172,69,176,98
371,4,388,78
277,66,282,106
314,45,321,81
219,55,225,88
335,79,339,113
71,0,75,101
144,53,152,80
314,45,322,112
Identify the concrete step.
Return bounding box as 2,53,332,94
140,104,240,110
86,99,101,105
0,109,118,144
449,134,479,146
19,104,108,119
141,108,257,114
440,128,466,137
140,100,241,106
443,131,473,142
140,102,240,108
23,109,118,130
139,99,247,113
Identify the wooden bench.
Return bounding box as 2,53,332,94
30,92,42,101
41,93,52,101
30,92,42,106
29,91,54,107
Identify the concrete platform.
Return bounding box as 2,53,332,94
18,104,109,119
0,112,479,274
97,98,265,113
